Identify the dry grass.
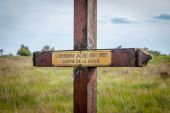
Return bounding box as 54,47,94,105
0,55,170,113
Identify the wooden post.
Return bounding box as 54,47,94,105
74,0,97,113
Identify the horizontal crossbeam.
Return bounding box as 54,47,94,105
33,48,152,67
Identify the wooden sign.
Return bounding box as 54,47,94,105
33,48,152,67
52,50,112,66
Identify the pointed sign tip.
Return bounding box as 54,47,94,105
136,49,152,67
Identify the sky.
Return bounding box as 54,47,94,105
0,0,170,55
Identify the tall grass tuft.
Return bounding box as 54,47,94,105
0,55,170,113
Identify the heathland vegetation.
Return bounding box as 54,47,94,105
17,45,32,56
0,51,170,113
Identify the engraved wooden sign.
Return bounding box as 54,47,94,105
33,48,152,67
52,50,112,66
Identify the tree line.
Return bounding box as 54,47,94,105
0,45,55,56
0,45,169,56
16,45,55,56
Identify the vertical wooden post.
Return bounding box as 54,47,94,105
74,0,97,113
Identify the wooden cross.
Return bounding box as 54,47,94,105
33,0,152,113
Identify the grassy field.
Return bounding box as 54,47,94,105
0,55,170,113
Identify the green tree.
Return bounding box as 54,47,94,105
144,47,162,56
41,45,55,51
41,45,50,51
17,45,32,56
0,49,3,56
50,47,55,51
149,50,161,56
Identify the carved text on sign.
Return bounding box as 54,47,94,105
52,50,112,66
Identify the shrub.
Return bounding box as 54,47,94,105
17,45,32,56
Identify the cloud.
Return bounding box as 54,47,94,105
153,13,170,20
98,17,137,24
111,17,134,24
0,0,73,54
0,0,170,54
